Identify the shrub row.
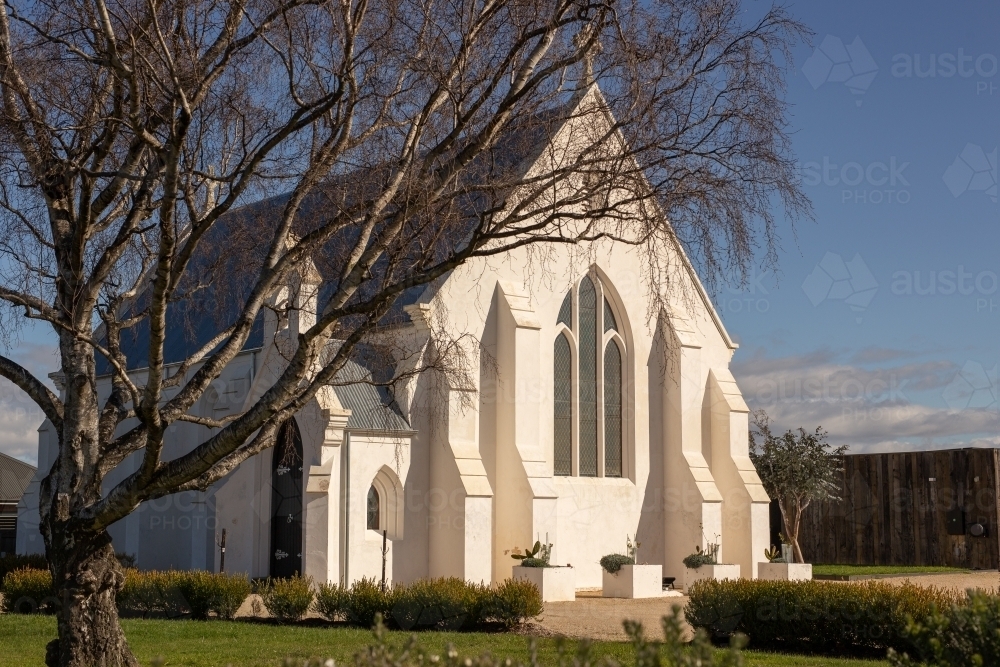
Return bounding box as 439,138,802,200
1,567,57,614
120,569,252,619
2,567,251,619
315,576,542,629
686,578,962,656
4,568,542,629
888,591,1000,667
0,554,47,588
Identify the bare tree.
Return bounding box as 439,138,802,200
0,0,809,664
749,409,847,564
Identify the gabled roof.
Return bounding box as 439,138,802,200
0,451,35,502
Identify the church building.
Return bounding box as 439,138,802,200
18,86,770,590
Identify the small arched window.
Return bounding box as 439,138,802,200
553,272,627,479
367,486,380,530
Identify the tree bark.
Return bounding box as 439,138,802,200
44,517,137,666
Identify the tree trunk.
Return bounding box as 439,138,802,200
777,499,804,564
45,528,137,667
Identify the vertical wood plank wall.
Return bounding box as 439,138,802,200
797,448,1000,569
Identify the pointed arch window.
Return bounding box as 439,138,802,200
553,272,627,479
367,486,380,530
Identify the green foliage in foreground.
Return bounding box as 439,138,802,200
0,610,888,667
888,591,1000,667
812,565,970,577
686,578,960,656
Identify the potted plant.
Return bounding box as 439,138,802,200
682,543,739,591
600,535,663,598
509,540,575,602
758,544,812,581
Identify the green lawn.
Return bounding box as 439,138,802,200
812,564,970,577
0,614,887,667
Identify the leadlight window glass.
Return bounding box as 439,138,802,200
554,334,573,476
578,276,598,476
604,342,622,477
558,292,572,327
553,273,626,479
604,298,617,332
367,486,380,530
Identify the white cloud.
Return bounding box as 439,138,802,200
733,346,1000,454
0,339,59,465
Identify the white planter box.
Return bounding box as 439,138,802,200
602,564,663,598
758,562,812,581
683,564,740,591
512,566,575,602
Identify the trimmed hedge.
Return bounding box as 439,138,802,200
4,567,251,619
0,554,47,588
888,591,1000,667
1,568,56,614
316,576,541,629
174,570,252,620
686,578,961,656
259,575,315,622
4,567,542,629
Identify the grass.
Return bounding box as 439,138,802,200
812,564,972,577
0,614,888,667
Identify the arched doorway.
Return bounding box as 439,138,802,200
270,419,304,578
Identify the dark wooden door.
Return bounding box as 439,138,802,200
270,419,304,578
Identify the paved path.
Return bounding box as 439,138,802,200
534,590,689,641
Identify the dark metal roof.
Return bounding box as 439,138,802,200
331,357,411,433
0,452,35,502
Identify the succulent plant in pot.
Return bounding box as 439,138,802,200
509,541,552,567
600,553,635,574
764,545,785,563
682,544,719,569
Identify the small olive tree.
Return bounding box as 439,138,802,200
749,409,847,564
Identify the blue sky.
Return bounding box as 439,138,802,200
0,0,997,463
722,0,999,452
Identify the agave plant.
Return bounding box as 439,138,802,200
509,541,552,567
764,545,785,563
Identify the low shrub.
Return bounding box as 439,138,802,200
600,554,635,574
260,575,315,623
318,577,541,630
888,591,1000,666
212,572,253,620
173,570,252,620
686,578,961,656
117,569,251,618
315,581,350,621
484,578,542,628
118,570,188,617
682,545,718,569
391,577,485,631
0,554,47,588
343,576,392,628
1,568,56,614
